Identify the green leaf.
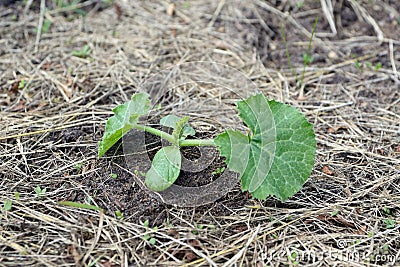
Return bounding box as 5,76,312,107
145,146,181,191
34,186,46,197
4,199,12,211
215,94,276,193
58,201,103,212
98,93,151,157
115,210,123,220
251,100,315,200
72,45,91,58
383,218,396,229
215,94,316,201
331,209,339,216
160,114,195,139
172,116,189,143
42,19,52,33
18,80,25,89
149,237,156,245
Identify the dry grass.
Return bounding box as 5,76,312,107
1,0,399,266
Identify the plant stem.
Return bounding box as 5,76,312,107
133,124,176,144
180,139,215,147
280,23,296,77
300,16,318,87
133,124,216,147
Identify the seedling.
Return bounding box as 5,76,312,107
354,60,382,72
54,0,87,16
34,186,46,198
34,19,52,33
375,62,382,70
354,61,361,70
380,244,389,254
288,251,299,265
350,240,361,247
134,170,146,177
110,173,118,179
192,223,215,235
3,199,12,211
18,80,25,89
331,209,339,217
74,162,83,172
299,16,318,88
98,92,316,201
142,219,157,245
280,17,318,88
115,210,123,220
42,19,52,33
211,167,225,175
383,218,396,229
72,45,91,58
383,207,391,215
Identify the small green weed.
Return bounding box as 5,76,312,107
42,19,52,33
4,199,12,211
54,0,86,16
142,219,157,245
280,17,318,88
74,162,83,172
354,60,383,71
72,45,91,58
134,170,146,177
115,210,123,220
192,223,215,235
380,244,390,254
299,16,318,88
211,167,225,175
382,218,396,229
35,19,52,33
331,209,339,216
18,80,25,89
288,251,299,265
34,186,46,198
383,207,391,215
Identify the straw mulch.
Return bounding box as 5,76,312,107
0,1,399,266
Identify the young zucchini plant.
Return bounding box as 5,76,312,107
98,93,316,201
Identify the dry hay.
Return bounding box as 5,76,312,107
0,0,399,266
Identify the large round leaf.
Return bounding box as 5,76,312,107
215,94,316,201
145,146,181,192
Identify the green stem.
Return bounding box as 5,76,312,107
180,139,215,147
280,23,296,77
300,16,318,86
133,124,216,147
133,124,176,144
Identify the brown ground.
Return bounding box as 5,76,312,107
0,0,399,266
